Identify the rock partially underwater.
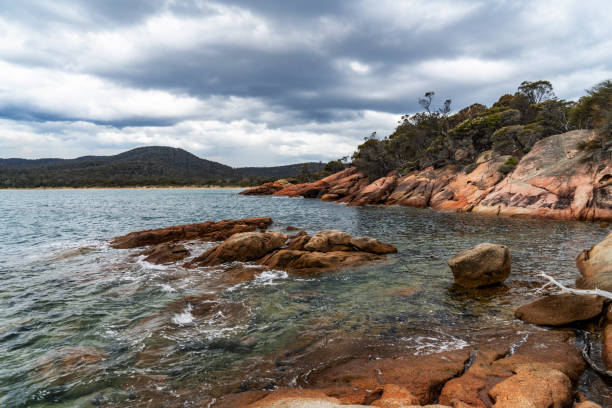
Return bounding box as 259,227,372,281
111,220,397,275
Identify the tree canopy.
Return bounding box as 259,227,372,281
352,79,611,180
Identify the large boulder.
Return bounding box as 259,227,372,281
576,231,612,292
447,243,511,288
514,294,605,326
111,217,273,249
187,231,287,267
140,243,190,264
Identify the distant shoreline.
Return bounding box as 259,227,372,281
0,185,246,190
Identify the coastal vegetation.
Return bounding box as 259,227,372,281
352,79,612,180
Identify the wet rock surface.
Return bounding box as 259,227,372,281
447,243,511,288
140,243,190,264
110,217,273,248
514,293,605,326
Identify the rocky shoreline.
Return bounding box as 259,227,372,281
103,217,612,407
241,130,612,222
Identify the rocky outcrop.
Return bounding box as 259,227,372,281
140,243,190,264
240,131,612,221
514,294,605,326
183,229,396,273
447,243,511,288
240,181,288,196
472,130,612,221
113,218,396,277
110,217,273,248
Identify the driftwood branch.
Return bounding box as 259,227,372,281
581,334,612,377
536,272,612,300
535,273,612,376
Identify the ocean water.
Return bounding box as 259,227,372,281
0,188,609,407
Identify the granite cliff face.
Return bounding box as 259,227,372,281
241,130,612,222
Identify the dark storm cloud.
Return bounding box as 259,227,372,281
0,0,611,164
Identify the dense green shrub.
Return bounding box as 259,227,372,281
498,156,519,175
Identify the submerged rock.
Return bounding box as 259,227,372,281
447,243,511,288
35,346,107,387
110,217,273,248
350,236,398,254
514,294,605,326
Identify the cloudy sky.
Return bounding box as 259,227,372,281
1,0,611,166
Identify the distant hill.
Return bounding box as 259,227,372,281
0,146,327,188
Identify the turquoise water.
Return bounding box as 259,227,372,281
0,188,608,406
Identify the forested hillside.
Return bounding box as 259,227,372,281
0,146,326,188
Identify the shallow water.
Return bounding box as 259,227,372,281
0,188,609,406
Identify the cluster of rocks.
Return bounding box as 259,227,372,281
211,330,594,408
241,130,612,222
108,218,612,407
111,218,397,277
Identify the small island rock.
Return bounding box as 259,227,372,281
447,243,511,288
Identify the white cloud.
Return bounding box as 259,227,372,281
417,57,517,84
358,0,483,31
0,110,397,166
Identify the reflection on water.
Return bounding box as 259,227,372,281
0,188,609,406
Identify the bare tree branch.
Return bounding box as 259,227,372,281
536,272,612,300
